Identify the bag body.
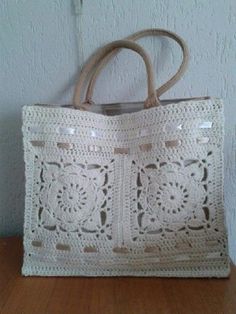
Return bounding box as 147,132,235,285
22,31,230,277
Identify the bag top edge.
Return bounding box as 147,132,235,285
23,96,217,110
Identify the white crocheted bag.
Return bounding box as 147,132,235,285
22,29,230,277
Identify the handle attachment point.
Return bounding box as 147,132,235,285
73,39,159,110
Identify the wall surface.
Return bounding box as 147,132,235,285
0,0,235,261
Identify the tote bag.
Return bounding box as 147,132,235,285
22,30,230,277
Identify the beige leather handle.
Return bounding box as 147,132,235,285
73,40,159,110
85,28,189,104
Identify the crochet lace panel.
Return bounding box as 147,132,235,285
22,98,229,277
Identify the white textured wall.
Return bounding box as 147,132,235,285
0,0,235,262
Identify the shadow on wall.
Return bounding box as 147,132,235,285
108,36,172,104
0,110,25,236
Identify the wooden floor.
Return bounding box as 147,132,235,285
0,237,235,314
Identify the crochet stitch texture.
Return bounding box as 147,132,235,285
22,98,230,277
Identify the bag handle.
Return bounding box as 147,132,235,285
73,40,160,109
84,29,189,104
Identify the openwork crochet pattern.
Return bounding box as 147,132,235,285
22,98,230,277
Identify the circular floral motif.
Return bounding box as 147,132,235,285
50,173,97,224
40,164,104,231
144,171,206,226
147,179,189,217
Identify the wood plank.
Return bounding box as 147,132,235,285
0,237,235,314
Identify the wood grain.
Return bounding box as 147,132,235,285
0,237,235,314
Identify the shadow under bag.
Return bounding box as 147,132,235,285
22,29,230,277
